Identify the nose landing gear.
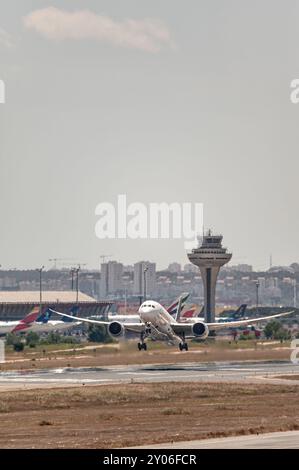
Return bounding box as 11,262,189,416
179,342,189,351
179,332,188,351
138,331,148,351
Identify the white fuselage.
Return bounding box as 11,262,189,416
28,321,82,334
138,301,182,344
0,322,19,335
0,320,81,336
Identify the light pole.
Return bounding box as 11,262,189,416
37,266,45,316
70,268,75,291
294,278,297,308
75,265,81,304
255,280,260,313
143,265,148,302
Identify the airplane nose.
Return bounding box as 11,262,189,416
139,306,153,314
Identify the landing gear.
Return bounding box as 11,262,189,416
138,331,148,351
179,332,188,351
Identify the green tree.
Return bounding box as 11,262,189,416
25,331,39,348
6,333,19,346
88,324,112,343
46,331,63,344
13,341,24,352
264,320,282,339
264,320,290,342
275,328,291,342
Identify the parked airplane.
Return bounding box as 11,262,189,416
50,301,293,352
195,304,248,323
0,307,41,336
28,306,82,334
217,304,247,322
0,306,81,336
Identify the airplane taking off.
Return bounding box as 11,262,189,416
106,293,190,324
0,306,41,335
51,301,293,352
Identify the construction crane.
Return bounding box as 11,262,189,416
49,258,76,269
48,258,86,270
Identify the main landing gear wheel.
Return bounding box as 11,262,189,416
179,342,188,351
138,342,147,351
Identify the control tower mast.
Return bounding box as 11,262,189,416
187,230,232,323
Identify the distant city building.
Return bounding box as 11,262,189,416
1,259,299,308
230,264,253,273
183,264,198,273
290,263,299,272
134,261,156,298
123,265,134,273
100,261,123,297
269,265,295,274
168,262,181,273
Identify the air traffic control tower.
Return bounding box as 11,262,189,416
188,230,232,323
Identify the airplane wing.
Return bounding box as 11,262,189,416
49,309,145,334
207,310,294,330
170,310,294,336
49,309,110,325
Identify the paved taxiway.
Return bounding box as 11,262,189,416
135,430,299,449
0,361,298,390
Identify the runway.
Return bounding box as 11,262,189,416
135,431,299,449
0,360,298,390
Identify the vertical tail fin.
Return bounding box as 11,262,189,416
36,308,52,323
197,305,204,317
11,306,41,333
61,305,79,323
233,304,247,319
21,306,41,324
181,305,197,318
167,293,190,321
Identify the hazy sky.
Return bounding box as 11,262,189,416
1,0,299,270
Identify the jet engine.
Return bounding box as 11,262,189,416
108,321,125,338
191,321,209,339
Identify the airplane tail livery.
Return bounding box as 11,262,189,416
11,306,41,333
167,293,190,320
232,304,247,319
60,306,79,323
37,306,80,324
36,308,52,323
181,305,198,318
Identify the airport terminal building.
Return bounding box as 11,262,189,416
0,291,113,321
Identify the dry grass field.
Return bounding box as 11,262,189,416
0,381,298,448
